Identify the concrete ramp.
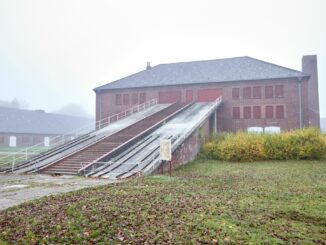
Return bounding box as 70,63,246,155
85,99,222,179
37,102,189,175
5,103,170,174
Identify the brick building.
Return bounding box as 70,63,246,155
0,107,93,147
94,55,319,132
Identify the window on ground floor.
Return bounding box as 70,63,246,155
253,106,261,119
44,137,50,147
248,127,263,133
243,106,251,119
232,107,240,119
265,105,274,118
33,136,42,144
276,105,285,119
265,127,281,134
9,136,16,147
22,136,30,144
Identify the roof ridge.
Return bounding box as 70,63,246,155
245,56,310,76
94,65,160,91
159,56,248,66
0,106,93,120
94,56,249,91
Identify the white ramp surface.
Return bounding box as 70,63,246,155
88,102,220,179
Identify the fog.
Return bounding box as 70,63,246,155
0,0,325,117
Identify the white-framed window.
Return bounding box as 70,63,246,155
264,126,281,134
44,137,50,147
247,127,263,133
9,136,17,147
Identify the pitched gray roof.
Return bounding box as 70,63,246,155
0,107,94,135
94,56,309,91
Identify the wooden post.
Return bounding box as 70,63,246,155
169,161,172,177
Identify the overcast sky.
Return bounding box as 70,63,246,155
0,0,325,117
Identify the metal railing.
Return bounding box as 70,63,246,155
143,96,223,175
95,98,158,129
82,97,223,179
0,98,158,171
80,161,144,179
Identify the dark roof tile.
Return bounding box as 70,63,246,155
0,107,94,135
94,56,309,91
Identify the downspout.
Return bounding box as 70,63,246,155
98,91,102,129
213,110,217,133
298,77,303,128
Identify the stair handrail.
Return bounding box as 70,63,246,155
78,102,194,175
0,98,158,170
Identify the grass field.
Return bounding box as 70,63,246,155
0,147,46,170
0,160,326,244
0,147,48,153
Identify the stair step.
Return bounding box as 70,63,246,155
39,103,187,175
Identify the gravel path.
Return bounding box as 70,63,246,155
0,174,114,210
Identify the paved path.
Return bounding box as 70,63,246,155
0,174,114,210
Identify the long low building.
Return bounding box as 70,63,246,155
94,55,320,132
0,107,93,148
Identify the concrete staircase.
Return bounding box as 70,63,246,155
39,102,188,175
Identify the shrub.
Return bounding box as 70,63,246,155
201,128,326,162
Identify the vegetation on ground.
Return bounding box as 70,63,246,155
0,160,326,244
202,128,326,162
0,147,48,153
0,147,47,170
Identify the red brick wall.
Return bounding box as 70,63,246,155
0,133,67,148
160,119,210,172
302,55,320,128
96,77,310,132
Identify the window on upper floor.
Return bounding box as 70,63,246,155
232,107,240,119
265,86,274,98
276,105,285,119
139,92,146,103
253,106,261,119
123,94,130,105
253,86,261,99
132,94,138,104
115,94,122,105
243,87,251,99
243,106,251,119
265,105,274,118
232,88,240,99
275,85,284,98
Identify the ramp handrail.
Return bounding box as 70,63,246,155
86,97,222,179
143,96,223,174
78,102,193,175
0,98,158,171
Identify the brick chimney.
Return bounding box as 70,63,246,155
146,61,151,70
302,55,320,128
